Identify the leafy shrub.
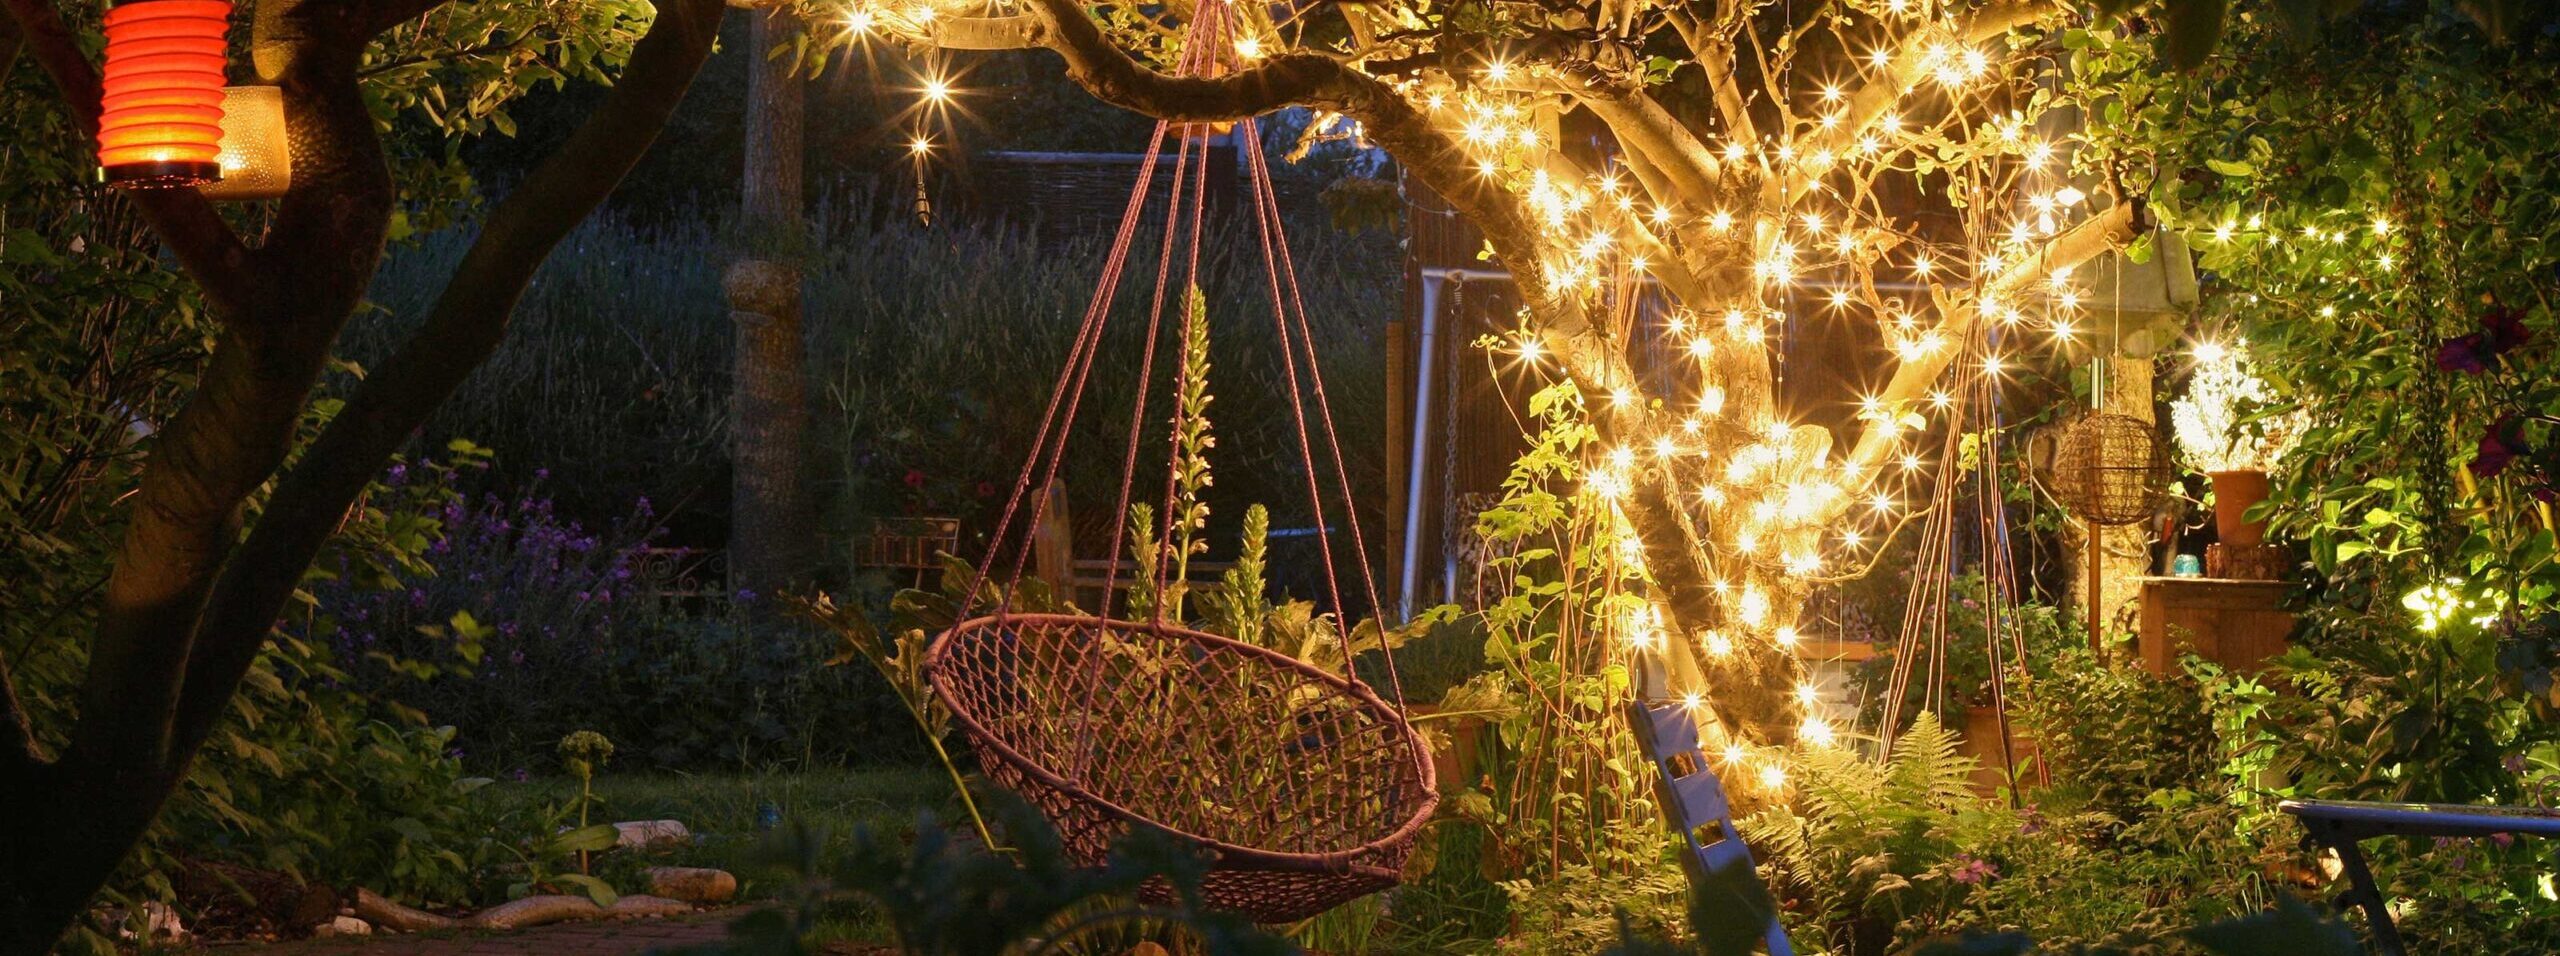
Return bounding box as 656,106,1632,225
1741,714,2015,954
311,462,913,773
680,797,1293,956
1853,571,2082,729
2020,649,2222,821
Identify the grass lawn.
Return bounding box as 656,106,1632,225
469,766,958,947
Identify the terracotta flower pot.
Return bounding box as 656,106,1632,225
2210,469,2271,547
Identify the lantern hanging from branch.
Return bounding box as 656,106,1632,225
2047,411,2172,652
97,0,235,189
201,85,291,200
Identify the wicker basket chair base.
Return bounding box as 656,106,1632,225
929,613,1436,923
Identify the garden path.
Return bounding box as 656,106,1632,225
193,908,841,956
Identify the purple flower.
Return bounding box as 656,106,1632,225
2484,306,2533,353
2473,415,2527,479
735,588,759,603
2438,333,2491,373
2440,306,2536,374
510,768,531,782
1950,854,1999,885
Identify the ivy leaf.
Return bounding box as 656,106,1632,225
2162,0,2229,71
2206,158,2256,178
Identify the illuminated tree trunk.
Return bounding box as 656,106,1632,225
926,0,2139,755
728,4,818,596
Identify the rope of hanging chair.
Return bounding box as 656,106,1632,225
963,122,1168,615
1235,115,1403,700
956,0,1396,692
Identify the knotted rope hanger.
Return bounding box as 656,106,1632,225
958,0,1402,697
922,9,1439,918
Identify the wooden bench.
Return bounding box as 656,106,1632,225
1067,557,1234,613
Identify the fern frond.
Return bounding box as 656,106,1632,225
1888,711,1980,811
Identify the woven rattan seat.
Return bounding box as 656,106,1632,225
928,613,1437,922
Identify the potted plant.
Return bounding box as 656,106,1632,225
1854,572,2077,796
2170,340,2305,550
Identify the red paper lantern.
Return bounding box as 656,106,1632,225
97,0,234,189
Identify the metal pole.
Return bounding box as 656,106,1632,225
1398,274,1442,621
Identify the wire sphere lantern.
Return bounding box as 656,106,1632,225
2049,412,2171,527
98,0,233,189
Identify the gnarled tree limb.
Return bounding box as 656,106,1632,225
1833,200,2146,502
168,0,730,762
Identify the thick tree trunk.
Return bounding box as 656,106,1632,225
728,6,816,596
0,0,725,949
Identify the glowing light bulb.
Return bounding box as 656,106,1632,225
1758,763,1787,791
1801,717,1836,747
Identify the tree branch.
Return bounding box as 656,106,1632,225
0,645,40,777
363,0,449,36
1557,63,1728,209
1782,0,2060,202
1835,200,2144,495
0,0,257,320
165,0,728,766
1,10,26,77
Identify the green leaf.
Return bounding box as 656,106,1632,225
2205,158,2256,178
551,823,622,854
2163,0,2230,71
550,872,620,908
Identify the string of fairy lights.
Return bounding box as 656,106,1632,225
826,0,2402,794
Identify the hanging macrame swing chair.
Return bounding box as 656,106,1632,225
924,2,1435,925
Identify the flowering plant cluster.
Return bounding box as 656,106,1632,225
2169,340,2305,474
2434,303,2557,499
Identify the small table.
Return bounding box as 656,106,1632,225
2136,577,2296,676
2280,798,2560,954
